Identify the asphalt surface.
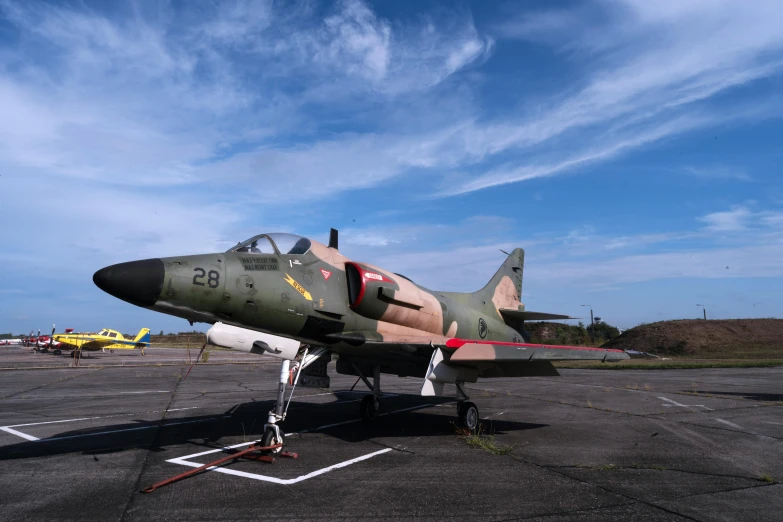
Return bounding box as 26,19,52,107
0,355,781,521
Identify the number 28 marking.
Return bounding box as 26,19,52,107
193,268,220,288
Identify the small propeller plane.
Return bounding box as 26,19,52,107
93,230,627,452
53,328,151,357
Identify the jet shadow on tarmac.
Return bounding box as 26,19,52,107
0,396,547,461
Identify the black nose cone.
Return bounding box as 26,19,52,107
93,259,165,307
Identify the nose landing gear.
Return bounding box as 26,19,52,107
261,346,328,454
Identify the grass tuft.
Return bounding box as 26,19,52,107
454,424,514,456
760,473,774,483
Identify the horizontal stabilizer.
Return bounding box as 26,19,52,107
499,308,574,321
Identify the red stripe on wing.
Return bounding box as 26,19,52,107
445,338,624,353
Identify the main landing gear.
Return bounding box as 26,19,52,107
350,363,382,422
455,382,479,431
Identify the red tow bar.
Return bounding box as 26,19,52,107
141,442,298,493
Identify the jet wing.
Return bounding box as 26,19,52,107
498,308,574,321
329,332,627,381
445,338,628,362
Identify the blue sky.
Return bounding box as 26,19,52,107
1,0,782,334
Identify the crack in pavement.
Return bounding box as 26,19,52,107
119,370,187,522
548,464,771,483
509,454,706,522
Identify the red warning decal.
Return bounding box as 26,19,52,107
320,269,332,280
363,271,393,283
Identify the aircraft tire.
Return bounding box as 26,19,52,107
360,394,380,422
261,428,284,455
458,401,480,432
54,349,61,356
110,349,114,353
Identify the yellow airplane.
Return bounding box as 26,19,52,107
54,328,151,357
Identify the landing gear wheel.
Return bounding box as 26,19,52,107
458,401,480,432
360,394,380,422
110,349,114,353
53,349,61,355
261,428,285,455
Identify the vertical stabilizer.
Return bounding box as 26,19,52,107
133,328,151,345
472,248,524,309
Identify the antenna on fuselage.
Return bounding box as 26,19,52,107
328,228,339,250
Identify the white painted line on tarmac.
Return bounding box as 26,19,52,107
168,448,393,485
169,401,448,485
119,391,170,394
39,416,231,443
0,414,228,443
7,417,97,428
715,418,745,430
659,396,714,410
0,427,40,441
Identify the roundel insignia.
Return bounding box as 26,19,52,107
478,318,488,339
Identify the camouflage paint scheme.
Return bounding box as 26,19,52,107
93,233,627,381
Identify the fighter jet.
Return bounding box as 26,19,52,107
93,230,627,452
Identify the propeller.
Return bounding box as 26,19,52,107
48,324,55,350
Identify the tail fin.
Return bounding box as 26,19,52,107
133,328,151,345
473,248,524,309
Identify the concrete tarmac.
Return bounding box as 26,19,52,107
0,357,781,521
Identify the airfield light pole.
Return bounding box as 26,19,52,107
697,304,707,320
581,304,595,343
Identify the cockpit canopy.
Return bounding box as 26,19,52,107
229,233,312,256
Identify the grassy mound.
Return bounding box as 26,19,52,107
602,319,783,358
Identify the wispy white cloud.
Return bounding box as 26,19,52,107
0,0,489,191
697,206,753,232
436,0,783,194
338,202,783,294
438,115,710,195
